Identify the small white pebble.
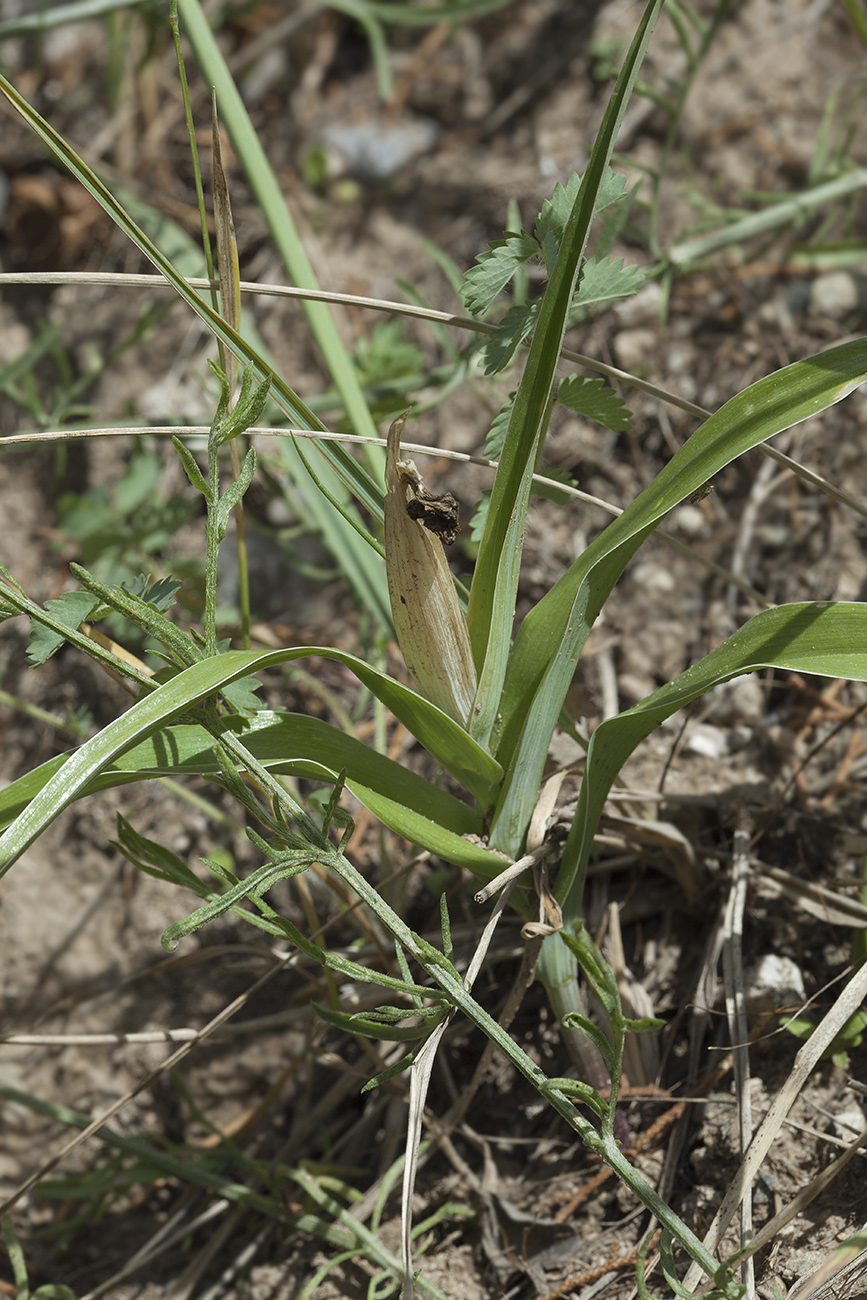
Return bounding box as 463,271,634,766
745,955,806,1013
809,271,858,320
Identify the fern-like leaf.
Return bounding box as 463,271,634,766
459,230,539,315
26,590,99,666
571,256,644,310
479,302,539,374
557,375,632,433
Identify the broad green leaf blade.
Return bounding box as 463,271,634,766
558,601,867,913
0,713,476,832
350,781,513,885
0,714,512,879
0,648,501,873
466,0,666,750
491,337,867,854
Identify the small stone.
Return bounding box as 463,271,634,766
745,954,806,1013
833,1105,866,1140
809,271,858,320
613,282,664,328
321,118,439,182
614,326,658,373
684,724,728,759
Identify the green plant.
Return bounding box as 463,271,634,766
1,1215,75,1300
3,0,867,1296
54,447,197,585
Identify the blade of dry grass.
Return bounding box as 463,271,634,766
400,886,515,1298
0,946,304,1216
6,269,866,529
786,1227,867,1300
733,1128,867,1274
756,864,867,928
682,957,867,1291
722,825,754,1299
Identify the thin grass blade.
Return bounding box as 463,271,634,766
176,0,381,454
0,71,393,627
467,0,665,750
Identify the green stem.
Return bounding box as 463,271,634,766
647,0,736,260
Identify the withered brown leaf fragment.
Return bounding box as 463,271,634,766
405,488,460,546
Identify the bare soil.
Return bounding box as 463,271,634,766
2,2,867,1298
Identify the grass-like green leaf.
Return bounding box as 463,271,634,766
492,336,867,854
114,812,210,894
0,67,394,631
467,0,667,756
558,601,867,914
175,0,380,449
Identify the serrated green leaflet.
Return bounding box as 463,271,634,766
557,375,632,432
572,256,644,308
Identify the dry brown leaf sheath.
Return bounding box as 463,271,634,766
384,413,477,727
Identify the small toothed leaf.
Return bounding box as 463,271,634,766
479,302,538,374
27,591,99,666
536,172,584,251
531,466,576,505
483,394,516,459
121,574,181,613
571,255,644,310
536,169,628,258
459,230,539,315
557,375,632,433
469,490,492,543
